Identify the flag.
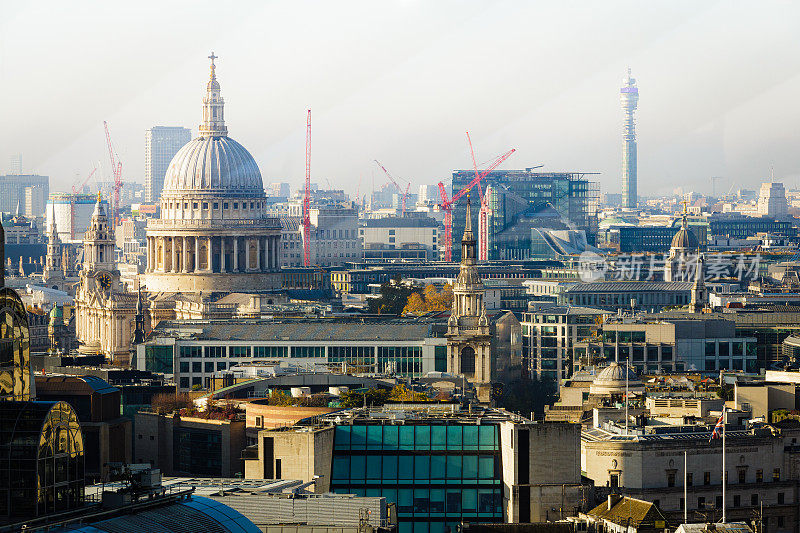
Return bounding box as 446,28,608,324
710,411,724,441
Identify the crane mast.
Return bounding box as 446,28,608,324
103,121,123,226
303,110,312,267
438,147,515,261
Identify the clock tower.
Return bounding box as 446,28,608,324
75,193,134,363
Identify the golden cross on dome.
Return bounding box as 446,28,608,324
208,52,218,65
680,199,689,214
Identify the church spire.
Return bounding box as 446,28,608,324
461,196,476,264
199,52,228,138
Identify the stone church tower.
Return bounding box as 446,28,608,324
42,205,66,291
447,198,492,402
74,194,136,364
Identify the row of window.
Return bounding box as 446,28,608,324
332,454,499,483
165,200,265,211
178,345,418,359
334,425,498,451
667,468,780,487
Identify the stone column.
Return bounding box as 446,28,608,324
182,237,188,273
220,236,226,273
171,237,177,273
233,237,239,272
256,238,261,271
207,236,213,272
195,236,201,272
274,236,279,270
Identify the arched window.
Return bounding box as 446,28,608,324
461,346,476,375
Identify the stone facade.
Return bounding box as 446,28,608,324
74,195,137,365
447,199,492,402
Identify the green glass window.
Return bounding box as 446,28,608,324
479,456,494,479
463,456,479,480
382,455,398,481
367,426,383,450
332,455,349,479
446,456,461,479
447,426,462,449
431,426,446,450
431,455,446,480
415,426,430,450
383,425,398,450
479,426,496,450
366,456,381,479
399,456,414,480
334,426,350,449
351,426,367,450
399,426,415,450
414,456,429,481
705,342,716,357
350,455,365,481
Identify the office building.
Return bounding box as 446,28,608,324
709,214,796,240
561,281,693,311
144,126,192,203
757,182,788,216
0,173,49,214
577,316,757,374
521,305,609,382
450,169,598,261
245,406,582,530
620,68,639,209
360,213,440,261
136,317,449,391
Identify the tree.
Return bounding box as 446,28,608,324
402,283,454,315
369,275,420,315
388,384,429,402
495,375,557,418
339,387,391,408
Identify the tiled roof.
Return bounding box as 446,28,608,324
588,496,667,527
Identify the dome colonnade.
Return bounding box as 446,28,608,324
143,53,281,293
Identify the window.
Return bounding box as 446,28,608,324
192,362,201,373
213,203,218,209
180,362,189,373
230,346,251,358
180,377,189,388
697,496,705,509
704,471,711,485
202,202,208,209
204,346,226,358
756,469,763,483
609,473,619,488
733,495,740,507
687,473,693,486
204,362,214,372
715,496,722,509
667,471,676,487
738,469,746,484
778,492,784,504
773,468,780,481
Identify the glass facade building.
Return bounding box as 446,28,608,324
330,423,503,533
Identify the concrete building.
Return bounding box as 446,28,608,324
561,281,694,311
244,406,582,530
135,410,247,477
136,317,449,391
144,126,192,203
620,68,639,209
582,423,797,527
757,182,788,216
360,213,440,261
578,316,757,374
306,205,361,266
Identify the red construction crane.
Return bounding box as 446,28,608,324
374,160,410,214
103,121,123,225
465,132,494,262
302,109,312,267
438,147,515,261
72,167,97,195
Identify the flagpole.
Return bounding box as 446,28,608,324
722,407,727,523
625,359,629,435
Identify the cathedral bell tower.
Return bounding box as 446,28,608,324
447,197,492,402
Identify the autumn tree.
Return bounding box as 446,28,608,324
402,284,453,315
369,276,420,315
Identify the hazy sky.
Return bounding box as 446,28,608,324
3,0,800,198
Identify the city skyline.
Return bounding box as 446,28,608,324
3,1,800,198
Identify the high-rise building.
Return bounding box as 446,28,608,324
450,169,598,261
0,174,48,214
620,67,639,209
757,182,788,216
144,126,191,203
